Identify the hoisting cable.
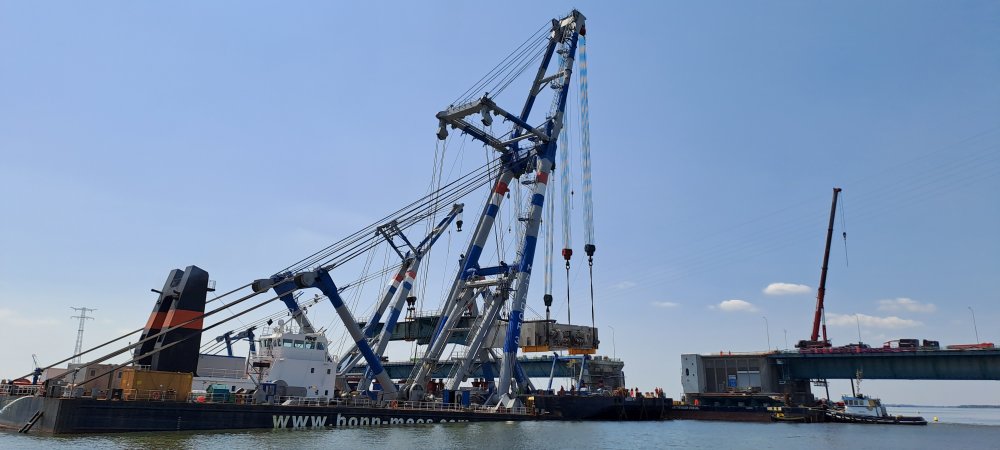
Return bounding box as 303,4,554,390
543,168,555,322
840,192,849,267
559,60,573,324
578,34,597,330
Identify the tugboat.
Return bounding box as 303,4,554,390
826,394,927,425
825,372,927,425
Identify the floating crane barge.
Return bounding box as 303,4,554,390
0,10,673,434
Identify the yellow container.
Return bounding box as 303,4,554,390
119,368,192,400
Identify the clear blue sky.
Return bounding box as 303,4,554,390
1,1,998,405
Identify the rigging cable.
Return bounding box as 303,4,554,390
454,21,550,105
579,35,597,330
543,164,555,321
281,156,500,274
559,56,573,324
33,287,266,383
840,192,849,268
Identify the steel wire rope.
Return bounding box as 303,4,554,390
205,283,254,304
454,22,551,105
492,44,550,99
648,162,998,292
414,129,455,311
33,283,256,381
281,157,502,274
32,288,267,383
200,294,328,353
459,33,549,106
467,32,550,104
598,161,1000,300
306,166,497,273
325,240,381,356
624,128,1000,276
596,142,1000,295
75,294,284,388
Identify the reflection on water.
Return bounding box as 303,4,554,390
3,409,1000,450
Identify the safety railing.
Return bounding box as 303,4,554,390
177,392,530,415
188,391,255,404
121,389,180,402
390,400,530,416
196,368,247,379
0,385,42,397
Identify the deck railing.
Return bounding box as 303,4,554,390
182,392,530,415
0,385,42,397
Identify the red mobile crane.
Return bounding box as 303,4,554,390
796,187,842,350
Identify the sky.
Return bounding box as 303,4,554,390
1,1,998,405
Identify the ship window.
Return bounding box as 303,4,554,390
317,343,325,350
307,342,315,349
327,369,331,375
325,390,329,396
685,368,690,376
90,369,96,376
294,340,305,348
283,340,294,348
310,368,315,374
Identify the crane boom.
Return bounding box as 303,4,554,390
798,187,841,349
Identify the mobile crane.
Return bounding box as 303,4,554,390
797,187,841,350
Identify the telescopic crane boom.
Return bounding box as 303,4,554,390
797,187,841,349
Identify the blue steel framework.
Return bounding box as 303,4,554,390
403,10,586,405
250,205,464,400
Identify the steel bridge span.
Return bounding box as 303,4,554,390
772,350,1000,380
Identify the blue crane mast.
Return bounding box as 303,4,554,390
403,10,586,405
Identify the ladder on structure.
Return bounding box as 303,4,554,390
18,410,43,433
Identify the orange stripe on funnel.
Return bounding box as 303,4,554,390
163,309,205,330
145,311,168,330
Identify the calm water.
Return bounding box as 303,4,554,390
3,407,999,449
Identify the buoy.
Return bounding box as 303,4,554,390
933,416,939,422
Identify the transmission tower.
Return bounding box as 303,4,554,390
70,307,96,364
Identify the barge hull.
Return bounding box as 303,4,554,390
0,397,528,434
529,395,671,420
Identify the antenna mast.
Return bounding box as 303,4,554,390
70,307,96,364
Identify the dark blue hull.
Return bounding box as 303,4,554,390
0,397,530,434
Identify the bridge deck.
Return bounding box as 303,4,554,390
771,349,1000,380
